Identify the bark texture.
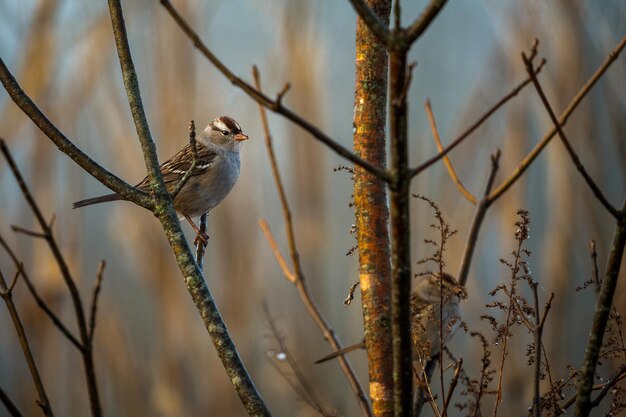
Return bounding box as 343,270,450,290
353,2,393,416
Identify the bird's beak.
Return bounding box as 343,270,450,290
234,133,249,141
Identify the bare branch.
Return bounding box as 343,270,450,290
254,68,370,415
410,60,545,178
0,385,26,417
575,198,626,417
0,266,54,417
170,121,198,200
0,73,152,209
258,220,296,284
424,99,477,204
344,281,360,306
490,35,626,201
443,359,463,415
195,213,208,269
262,303,336,417
0,233,82,350
458,150,500,287
107,2,272,415
521,51,620,219
88,261,106,343
10,225,47,239
159,0,391,182
347,0,392,46
404,0,448,45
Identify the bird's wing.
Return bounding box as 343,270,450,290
136,144,218,188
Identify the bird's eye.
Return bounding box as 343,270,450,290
221,130,228,136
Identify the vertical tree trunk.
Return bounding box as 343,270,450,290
353,2,392,416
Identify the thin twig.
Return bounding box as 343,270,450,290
521,51,620,219
404,0,448,45
0,232,82,350
0,137,102,416
457,150,500,287
410,60,545,178
10,225,48,239
0,385,25,417
0,267,54,417
159,0,390,183
258,220,296,284
590,240,600,291
253,67,371,417
561,364,626,410
394,61,417,106
5,271,21,296
346,0,392,46
344,281,360,306
531,284,555,417
195,213,208,269
170,121,197,200
0,75,152,209
88,261,106,342
262,303,335,417
443,358,463,414
424,99,477,204
490,35,626,202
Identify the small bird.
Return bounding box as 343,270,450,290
315,272,464,365
73,116,248,242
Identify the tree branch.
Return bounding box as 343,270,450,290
0,63,152,209
521,51,620,219
574,198,626,417
490,35,626,201
351,1,394,415
347,0,392,46
404,0,448,45
0,139,101,416
0,385,25,417
106,1,271,415
159,0,391,183
410,60,545,178
0,267,54,417
254,68,370,416
457,150,500,287
424,99,477,204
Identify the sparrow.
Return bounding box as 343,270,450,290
315,272,464,365
73,116,248,242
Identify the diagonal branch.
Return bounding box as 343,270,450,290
0,63,152,209
159,0,391,183
410,60,545,178
521,51,620,219
404,0,448,45
424,99,477,204
0,266,54,417
88,261,106,343
0,235,82,350
0,384,26,417
106,2,272,415
574,198,626,417
347,0,392,46
254,67,371,416
457,150,500,287
0,139,102,416
490,35,626,202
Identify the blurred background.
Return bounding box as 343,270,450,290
0,0,625,416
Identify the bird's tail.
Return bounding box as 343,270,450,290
73,193,122,209
314,340,365,364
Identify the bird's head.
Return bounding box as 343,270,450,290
199,116,248,150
